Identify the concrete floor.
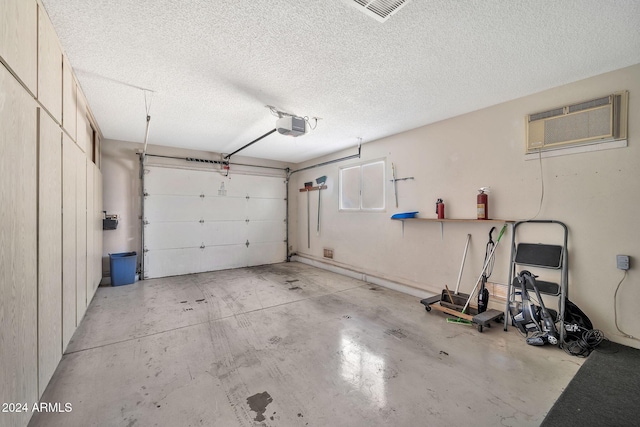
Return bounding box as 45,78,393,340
29,262,583,427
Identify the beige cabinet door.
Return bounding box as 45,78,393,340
0,56,38,427
37,109,63,397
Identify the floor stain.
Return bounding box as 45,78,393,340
385,328,407,339
285,279,299,283
246,391,273,422
369,287,380,291
196,298,205,302
288,286,301,290
268,336,282,344
439,350,449,356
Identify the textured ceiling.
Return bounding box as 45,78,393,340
41,0,640,163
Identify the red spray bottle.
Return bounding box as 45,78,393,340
436,198,445,219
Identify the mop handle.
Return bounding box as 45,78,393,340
454,234,471,294
461,224,507,313
317,187,321,234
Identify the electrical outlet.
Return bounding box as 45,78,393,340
616,255,630,270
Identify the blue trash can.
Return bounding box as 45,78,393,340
109,252,137,286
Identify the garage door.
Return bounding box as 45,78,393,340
143,166,286,279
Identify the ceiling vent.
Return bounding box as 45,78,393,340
526,91,628,153
344,0,411,23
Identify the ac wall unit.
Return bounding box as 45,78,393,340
526,91,628,153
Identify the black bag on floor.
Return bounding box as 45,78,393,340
563,298,593,341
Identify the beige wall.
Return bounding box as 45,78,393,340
291,64,640,348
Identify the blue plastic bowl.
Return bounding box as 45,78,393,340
391,211,419,219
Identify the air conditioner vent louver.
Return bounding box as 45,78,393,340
526,91,628,153
567,96,610,114
344,0,411,22
529,108,564,122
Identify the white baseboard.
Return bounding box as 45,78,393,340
291,255,437,299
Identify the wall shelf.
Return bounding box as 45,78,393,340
299,185,327,192
391,218,515,223
391,217,515,238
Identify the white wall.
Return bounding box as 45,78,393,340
291,64,640,348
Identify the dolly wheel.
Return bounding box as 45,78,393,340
425,305,431,312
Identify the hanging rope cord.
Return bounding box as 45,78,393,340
483,227,496,281
144,90,153,118
142,90,153,161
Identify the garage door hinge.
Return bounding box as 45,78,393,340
143,248,149,253
143,220,150,225
200,193,205,198
246,240,250,248
200,243,205,249
245,218,250,223
246,195,250,200
199,219,204,224
143,192,150,197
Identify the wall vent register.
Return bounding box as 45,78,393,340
344,0,411,22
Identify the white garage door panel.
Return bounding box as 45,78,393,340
219,174,256,197
204,177,228,197
145,222,204,250
202,197,247,221
248,198,285,221
145,167,208,196
202,221,247,246
247,242,286,267
201,245,247,271
144,166,286,278
249,178,286,198
145,195,202,222
146,248,202,278
208,176,248,198
248,221,285,243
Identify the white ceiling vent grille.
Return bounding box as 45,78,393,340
526,91,628,153
345,0,412,22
